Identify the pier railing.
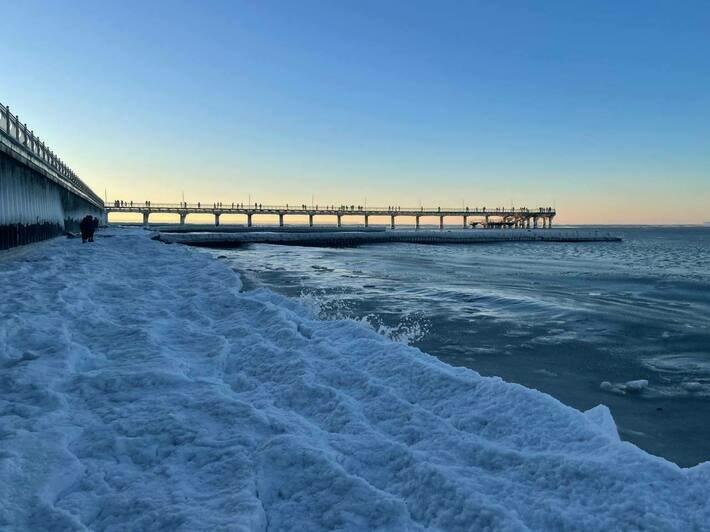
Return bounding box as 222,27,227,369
106,202,555,215
0,102,103,208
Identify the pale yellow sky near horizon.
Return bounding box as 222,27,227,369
100,173,708,226
90,151,709,226
87,140,709,226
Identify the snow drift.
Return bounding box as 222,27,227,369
1,228,708,530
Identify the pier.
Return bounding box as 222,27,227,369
106,202,556,229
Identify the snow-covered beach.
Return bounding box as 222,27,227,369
2,228,709,530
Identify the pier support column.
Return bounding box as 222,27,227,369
439,216,444,230
484,215,489,228
390,215,396,230
415,216,420,230
279,213,284,227
364,215,369,228
533,217,538,229
179,213,187,225
309,214,314,227
548,216,553,229
337,214,342,228
142,212,150,227
247,213,253,227
463,215,468,229
214,213,221,226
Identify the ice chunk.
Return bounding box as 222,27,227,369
600,380,626,395
600,379,649,395
625,379,649,393
584,405,621,441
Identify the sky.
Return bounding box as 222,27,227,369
2,0,709,224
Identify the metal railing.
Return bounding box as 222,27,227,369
106,201,556,215
0,102,103,208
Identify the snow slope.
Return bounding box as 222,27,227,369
1,228,708,531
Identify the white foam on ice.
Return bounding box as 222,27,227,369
1,228,709,530
296,289,430,345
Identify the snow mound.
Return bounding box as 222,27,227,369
1,228,708,530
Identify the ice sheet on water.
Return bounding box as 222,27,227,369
1,228,709,530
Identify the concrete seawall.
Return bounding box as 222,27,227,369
0,103,105,250
0,149,104,250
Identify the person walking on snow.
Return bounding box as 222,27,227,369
89,217,99,242
79,215,93,243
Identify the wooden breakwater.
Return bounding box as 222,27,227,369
156,228,622,248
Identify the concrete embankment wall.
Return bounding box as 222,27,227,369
0,150,104,250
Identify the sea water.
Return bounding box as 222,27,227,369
207,226,710,467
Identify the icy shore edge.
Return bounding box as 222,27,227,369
1,228,708,531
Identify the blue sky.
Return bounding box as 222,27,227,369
3,0,709,223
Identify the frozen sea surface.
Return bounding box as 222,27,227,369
1,228,709,530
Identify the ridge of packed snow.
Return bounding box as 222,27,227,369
1,228,708,530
